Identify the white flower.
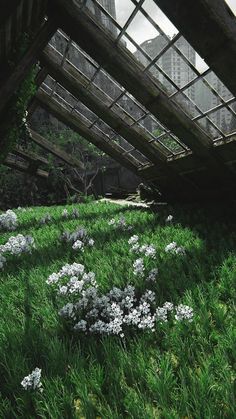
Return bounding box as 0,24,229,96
166,215,173,223
59,262,85,277
72,240,84,251
175,246,186,255
139,244,156,258
74,320,87,331
165,241,185,255
58,303,75,318
108,217,132,230
156,307,168,322
72,208,79,219
39,214,51,225
21,368,42,391
130,243,140,253
0,210,18,231
128,235,139,245
88,238,94,246
175,304,193,322
163,302,174,311
62,209,69,218
165,242,177,252
0,234,34,256
46,272,60,285
146,268,158,282
133,258,144,277
58,285,68,295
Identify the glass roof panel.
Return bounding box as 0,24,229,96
80,0,236,147
41,77,151,165
224,0,236,16
142,0,178,36
93,69,124,100
115,0,136,27
126,10,159,47
41,0,236,173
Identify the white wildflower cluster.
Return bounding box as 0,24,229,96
133,258,145,277
62,208,79,220
46,262,97,297
165,241,186,255
62,209,69,219
175,304,193,322
129,236,157,282
108,216,132,231
39,213,52,225
21,367,42,392
47,263,194,337
0,234,35,256
60,227,94,251
128,235,156,258
146,268,159,282
165,214,173,223
0,210,18,231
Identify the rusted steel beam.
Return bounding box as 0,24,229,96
35,89,141,174
154,0,236,98
29,128,84,169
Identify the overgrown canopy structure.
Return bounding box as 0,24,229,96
0,0,236,201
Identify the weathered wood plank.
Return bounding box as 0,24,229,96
0,17,57,114
4,154,49,178
13,146,49,165
154,0,236,98
29,128,84,169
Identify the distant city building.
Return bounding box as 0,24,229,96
135,35,195,100
135,34,236,137
87,0,117,37
195,73,236,136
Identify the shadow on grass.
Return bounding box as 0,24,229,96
3,212,159,276
17,205,137,233
3,203,236,298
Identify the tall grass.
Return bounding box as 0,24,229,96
0,202,235,418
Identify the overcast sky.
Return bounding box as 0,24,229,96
114,0,236,71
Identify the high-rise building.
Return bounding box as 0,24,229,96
194,73,236,136
133,35,196,133
87,0,117,36
135,35,195,99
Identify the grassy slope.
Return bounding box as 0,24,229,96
0,202,235,419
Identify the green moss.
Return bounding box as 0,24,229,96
0,33,37,163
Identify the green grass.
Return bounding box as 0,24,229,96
0,201,235,418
